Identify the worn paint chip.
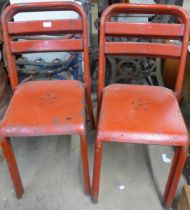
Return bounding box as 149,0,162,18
43,21,52,28
54,117,59,124
162,154,171,164
118,185,125,190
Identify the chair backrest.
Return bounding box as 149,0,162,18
98,3,189,109
2,1,90,91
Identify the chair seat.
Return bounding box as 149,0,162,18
0,80,85,137
97,84,188,146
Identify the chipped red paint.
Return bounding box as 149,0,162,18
92,4,189,209
0,2,95,198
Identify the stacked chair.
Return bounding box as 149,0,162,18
92,4,189,209
0,1,95,198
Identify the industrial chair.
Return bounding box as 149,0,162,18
92,4,189,208
0,2,95,198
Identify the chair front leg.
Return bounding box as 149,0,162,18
163,147,180,205
91,141,103,203
80,133,91,194
1,138,24,198
165,146,188,209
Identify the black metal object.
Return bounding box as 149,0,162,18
109,56,163,86
15,53,84,82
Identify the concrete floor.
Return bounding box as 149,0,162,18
0,1,190,210
0,127,186,210
183,0,190,13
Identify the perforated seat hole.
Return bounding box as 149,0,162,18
39,93,57,105
66,117,72,121
131,98,150,111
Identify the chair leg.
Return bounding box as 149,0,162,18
1,138,24,198
165,146,188,209
91,141,103,203
80,134,91,194
86,89,95,129
162,147,180,205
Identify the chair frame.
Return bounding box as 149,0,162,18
92,3,189,209
0,1,95,198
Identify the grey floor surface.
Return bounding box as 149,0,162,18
0,127,186,210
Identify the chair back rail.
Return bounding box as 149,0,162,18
98,3,189,114
2,2,90,92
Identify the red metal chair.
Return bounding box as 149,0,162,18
92,3,189,208
0,2,95,198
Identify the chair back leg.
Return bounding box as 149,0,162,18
92,141,103,202
86,90,95,129
80,134,91,194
